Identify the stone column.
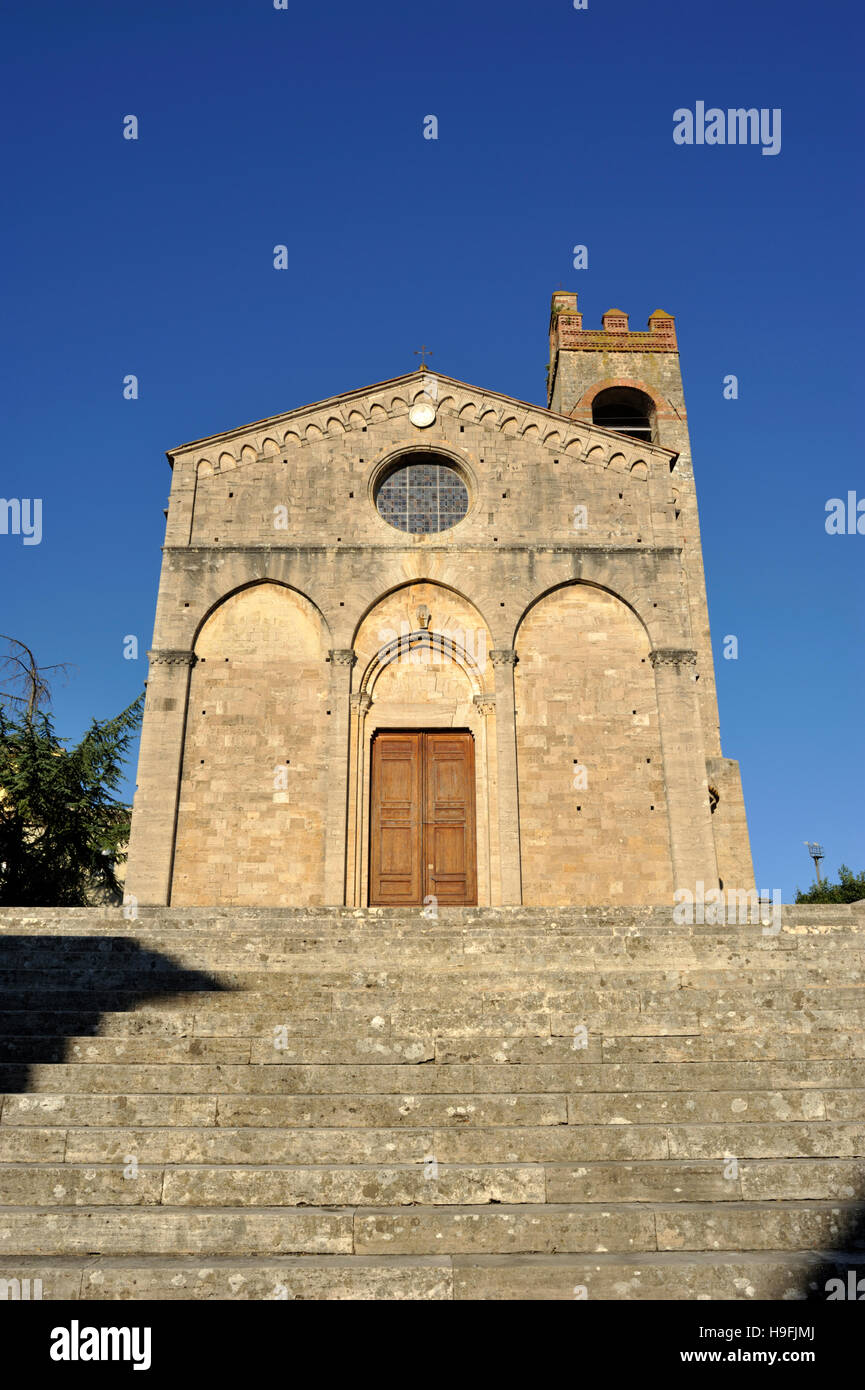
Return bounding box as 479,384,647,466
323,649,356,905
347,691,372,906
489,649,522,905
125,648,196,907
650,647,719,892
473,692,497,906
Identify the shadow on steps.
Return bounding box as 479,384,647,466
0,935,227,1093
801,1212,865,1301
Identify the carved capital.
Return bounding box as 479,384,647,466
473,693,496,717
489,648,518,667
328,649,357,667
147,648,197,667
649,647,697,669
350,692,373,714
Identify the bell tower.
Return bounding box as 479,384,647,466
547,292,753,891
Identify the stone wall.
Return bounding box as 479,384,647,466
516,584,673,904
171,583,329,906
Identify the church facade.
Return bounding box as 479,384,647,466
125,293,754,908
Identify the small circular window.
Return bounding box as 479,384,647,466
375,455,469,534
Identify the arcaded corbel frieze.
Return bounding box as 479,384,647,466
649,647,698,669
147,648,197,667
183,378,676,476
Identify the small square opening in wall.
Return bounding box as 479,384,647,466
460,426,464,433
349,492,354,498
228,492,234,498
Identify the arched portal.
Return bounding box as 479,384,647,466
347,582,496,906
515,583,673,904
170,582,329,905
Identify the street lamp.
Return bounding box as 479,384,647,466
804,842,824,884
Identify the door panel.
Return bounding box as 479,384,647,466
369,731,476,907
369,733,422,906
423,733,476,905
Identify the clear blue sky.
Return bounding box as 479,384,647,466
3,0,863,899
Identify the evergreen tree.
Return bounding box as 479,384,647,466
795,864,865,905
0,694,144,906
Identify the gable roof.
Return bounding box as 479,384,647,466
168,369,678,469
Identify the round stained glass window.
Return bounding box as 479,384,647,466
375,457,469,534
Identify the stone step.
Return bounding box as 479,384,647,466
1,946,861,979
4,957,864,987
599,1033,865,1061
543,1159,865,1203
355,1200,865,1255
13,951,865,976
1,1094,219,1126
450,1251,865,1301
4,1058,863,1093
567,1089,831,1123
9,1008,853,1049
1,1255,454,1300
2,903,862,1301
2,1091,568,1127
0,1037,255,1064
4,1250,862,1300
3,1157,863,1206
3,1120,861,1166
438,1033,865,1062
0,1162,547,1206
3,1200,859,1258
1,902,859,926
0,1206,354,1256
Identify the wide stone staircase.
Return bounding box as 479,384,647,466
1,904,863,1300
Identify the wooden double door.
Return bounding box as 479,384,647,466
369,731,477,907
